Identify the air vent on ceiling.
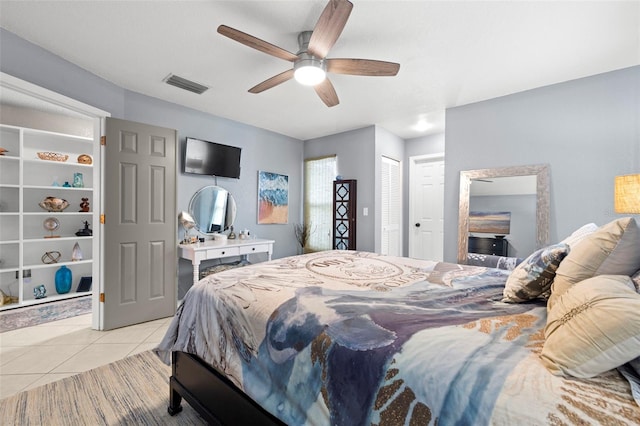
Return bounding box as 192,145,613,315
163,74,209,94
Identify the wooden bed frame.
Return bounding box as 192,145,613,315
168,351,285,425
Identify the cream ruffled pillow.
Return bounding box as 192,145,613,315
549,217,640,309
541,275,640,378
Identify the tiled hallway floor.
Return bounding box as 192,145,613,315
0,313,172,399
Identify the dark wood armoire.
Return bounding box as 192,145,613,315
333,179,357,250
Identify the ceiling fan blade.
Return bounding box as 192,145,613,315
217,25,299,62
314,78,339,107
308,0,353,59
326,58,400,76
248,69,295,94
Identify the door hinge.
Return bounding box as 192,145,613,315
100,135,106,146
100,214,105,224
99,293,105,303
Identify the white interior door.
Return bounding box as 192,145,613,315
409,155,445,261
381,156,401,256
101,117,177,330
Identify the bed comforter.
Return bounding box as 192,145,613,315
155,250,640,425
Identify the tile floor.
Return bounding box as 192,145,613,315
0,313,173,399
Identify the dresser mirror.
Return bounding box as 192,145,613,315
189,185,237,235
457,164,550,263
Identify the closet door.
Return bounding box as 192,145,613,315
381,157,401,256
333,179,357,250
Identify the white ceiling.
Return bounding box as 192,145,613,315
1,1,638,141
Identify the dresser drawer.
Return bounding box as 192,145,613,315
239,244,270,255
206,247,240,258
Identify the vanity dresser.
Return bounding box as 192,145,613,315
179,238,274,285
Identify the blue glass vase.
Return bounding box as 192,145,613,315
55,265,72,294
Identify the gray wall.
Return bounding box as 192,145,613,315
444,66,640,262
303,125,406,254
1,28,304,299
304,126,376,251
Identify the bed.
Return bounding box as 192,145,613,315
155,237,640,425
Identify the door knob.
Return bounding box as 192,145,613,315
415,223,421,227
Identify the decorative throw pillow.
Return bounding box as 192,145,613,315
541,275,640,378
502,243,570,303
549,217,640,309
560,222,598,248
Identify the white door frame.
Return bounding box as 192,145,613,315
408,153,445,259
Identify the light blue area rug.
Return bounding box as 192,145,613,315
0,296,91,332
0,350,206,424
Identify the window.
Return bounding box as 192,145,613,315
304,155,337,252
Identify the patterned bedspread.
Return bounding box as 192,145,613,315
155,250,639,425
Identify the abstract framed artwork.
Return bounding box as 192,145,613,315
258,171,289,224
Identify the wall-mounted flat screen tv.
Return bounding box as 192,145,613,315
184,137,241,179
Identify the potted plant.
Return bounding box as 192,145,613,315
294,223,313,255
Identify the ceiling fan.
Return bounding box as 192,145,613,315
217,0,400,107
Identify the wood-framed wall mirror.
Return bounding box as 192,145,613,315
457,164,550,264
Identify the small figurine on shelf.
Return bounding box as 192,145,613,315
75,220,93,236
71,242,83,261
0,288,18,306
33,285,47,299
79,198,90,212
72,172,84,188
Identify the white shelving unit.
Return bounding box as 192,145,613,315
0,124,99,310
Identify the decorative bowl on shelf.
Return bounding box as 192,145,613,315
39,196,70,212
37,151,69,162
77,154,92,164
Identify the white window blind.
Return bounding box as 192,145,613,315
304,155,337,252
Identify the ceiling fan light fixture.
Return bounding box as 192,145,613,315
294,56,326,86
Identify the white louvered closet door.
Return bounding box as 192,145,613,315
381,156,401,256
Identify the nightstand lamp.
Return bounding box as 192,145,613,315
614,174,640,214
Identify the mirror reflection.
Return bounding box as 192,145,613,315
458,164,550,264
188,185,237,235
469,175,537,258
